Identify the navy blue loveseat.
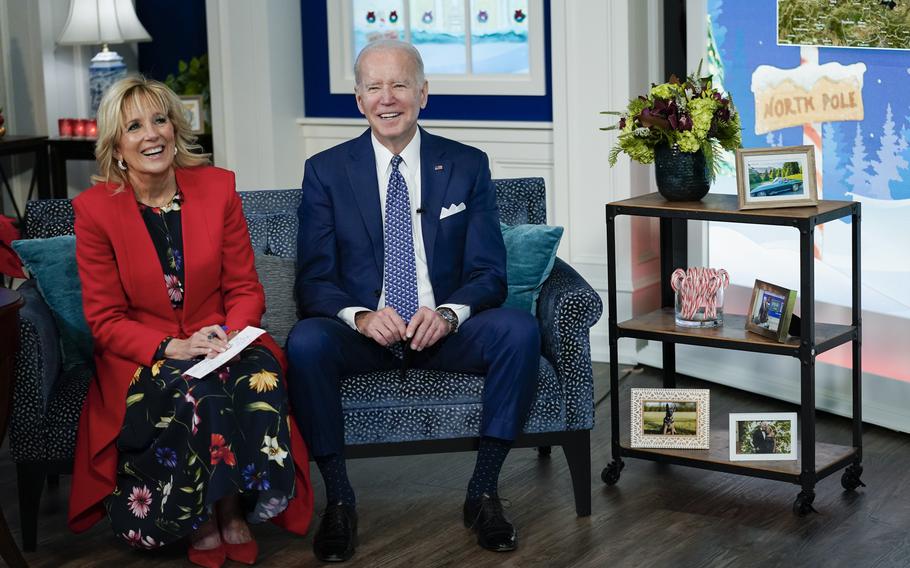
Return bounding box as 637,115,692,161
12,177,602,551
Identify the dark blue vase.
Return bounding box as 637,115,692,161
653,143,710,201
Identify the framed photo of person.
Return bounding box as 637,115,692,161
735,145,818,210
745,279,797,342
729,412,798,461
630,388,710,449
179,95,205,134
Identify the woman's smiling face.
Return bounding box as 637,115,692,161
115,97,176,180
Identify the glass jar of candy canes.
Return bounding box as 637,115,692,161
671,267,730,328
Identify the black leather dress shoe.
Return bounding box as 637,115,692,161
313,502,358,562
463,493,517,552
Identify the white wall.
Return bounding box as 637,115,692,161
205,0,304,191
552,0,664,364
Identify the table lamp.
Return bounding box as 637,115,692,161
57,0,152,116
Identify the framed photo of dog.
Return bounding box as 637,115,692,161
736,145,818,210
729,412,798,461
745,279,797,342
630,388,710,449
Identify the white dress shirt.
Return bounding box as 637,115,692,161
337,129,471,330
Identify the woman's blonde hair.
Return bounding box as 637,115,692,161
92,75,210,190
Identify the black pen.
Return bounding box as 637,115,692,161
207,325,230,340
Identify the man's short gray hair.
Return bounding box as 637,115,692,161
354,39,425,88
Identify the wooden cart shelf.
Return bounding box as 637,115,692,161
609,192,854,225
617,434,858,484
601,193,865,515
617,309,856,356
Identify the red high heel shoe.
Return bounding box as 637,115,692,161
224,537,259,565
188,542,226,568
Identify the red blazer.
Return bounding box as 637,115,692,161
68,166,313,535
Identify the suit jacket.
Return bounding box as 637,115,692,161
68,166,313,535
296,128,507,317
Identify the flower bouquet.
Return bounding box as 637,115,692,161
602,65,741,180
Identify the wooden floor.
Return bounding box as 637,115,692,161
3,364,910,568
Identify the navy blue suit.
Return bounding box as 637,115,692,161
287,128,539,457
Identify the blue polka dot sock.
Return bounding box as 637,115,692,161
315,454,356,506
466,437,512,500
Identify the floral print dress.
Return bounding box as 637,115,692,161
106,190,296,549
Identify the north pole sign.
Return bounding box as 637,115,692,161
751,62,866,134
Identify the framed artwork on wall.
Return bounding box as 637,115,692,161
178,95,204,135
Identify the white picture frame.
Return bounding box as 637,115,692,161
729,412,798,461
630,388,710,450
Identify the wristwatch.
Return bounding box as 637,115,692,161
435,307,459,334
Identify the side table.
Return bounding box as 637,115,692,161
0,288,28,567
0,136,51,220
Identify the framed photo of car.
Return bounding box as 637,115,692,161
745,279,797,342
735,145,818,210
729,412,798,461
630,388,710,450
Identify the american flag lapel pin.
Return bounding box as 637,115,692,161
434,164,444,171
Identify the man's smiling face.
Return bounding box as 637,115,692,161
355,47,428,155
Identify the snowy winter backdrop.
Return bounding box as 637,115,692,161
706,0,910,381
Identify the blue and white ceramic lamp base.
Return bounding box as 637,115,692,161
89,49,127,116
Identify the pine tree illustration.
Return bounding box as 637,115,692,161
890,112,910,200
846,124,874,198
822,123,850,201
869,104,904,200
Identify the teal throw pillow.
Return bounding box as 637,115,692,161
12,236,93,370
500,223,563,315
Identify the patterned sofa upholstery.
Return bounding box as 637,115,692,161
12,177,602,551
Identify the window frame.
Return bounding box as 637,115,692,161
326,0,546,96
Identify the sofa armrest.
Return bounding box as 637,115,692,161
14,280,62,416
536,257,603,430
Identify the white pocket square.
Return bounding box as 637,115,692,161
439,202,466,220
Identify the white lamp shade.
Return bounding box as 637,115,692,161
57,0,152,46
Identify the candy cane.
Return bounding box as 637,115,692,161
671,267,730,322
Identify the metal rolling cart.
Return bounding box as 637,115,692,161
601,193,864,514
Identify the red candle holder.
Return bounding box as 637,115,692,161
58,118,74,138
85,119,98,139
73,118,87,138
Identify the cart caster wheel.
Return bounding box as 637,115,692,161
841,464,866,491
601,460,624,486
793,490,817,516
537,446,552,458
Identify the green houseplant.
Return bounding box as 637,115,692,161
165,55,210,133
602,66,741,200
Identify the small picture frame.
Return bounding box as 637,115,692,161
736,145,818,210
179,95,204,134
745,279,797,342
630,388,710,449
729,412,798,461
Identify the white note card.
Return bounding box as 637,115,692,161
184,326,266,379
